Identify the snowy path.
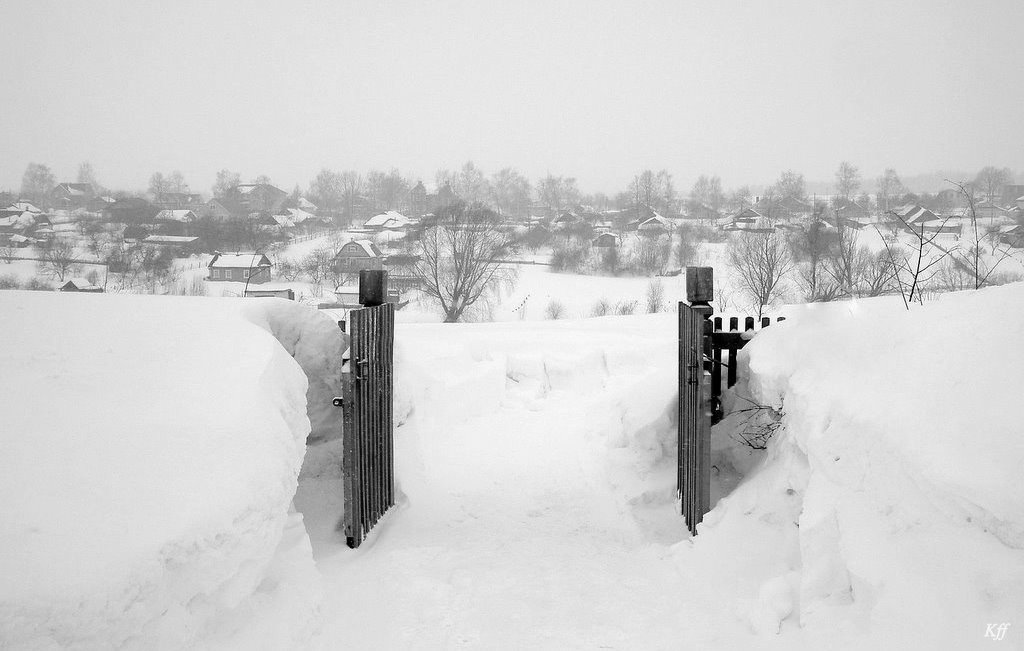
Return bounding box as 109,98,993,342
298,317,749,649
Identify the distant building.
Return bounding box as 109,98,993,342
363,211,410,231
592,232,620,248
229,183,288,214
59,278,103,293
50,183,95,209
409,181,427,217
207,252,272,283
332,239,384,274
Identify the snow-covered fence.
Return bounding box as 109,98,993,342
339,270,396,548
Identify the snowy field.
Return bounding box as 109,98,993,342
2,279,1023,649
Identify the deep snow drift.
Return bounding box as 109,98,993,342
0,291,343,649
679,285,1024,649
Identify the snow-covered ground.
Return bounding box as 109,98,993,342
0,291,343,649
3,276,1023,649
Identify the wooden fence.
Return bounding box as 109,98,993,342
339,270,396,548
678,267,784,534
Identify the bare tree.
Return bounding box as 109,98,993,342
948,179,1018,290
789,220,838,301
490,168,532,217
645,278,665,313
770,170,806,201
77,162,100,190
874,211,957,308
212,169,241,198
973,166,1012,202
834,161,861,200
876,168,905,213
413,203,518,322
536,175,581,211
726,231,794,318
37,237,78,282
21,163,55,205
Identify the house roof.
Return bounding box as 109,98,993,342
54,183,93,196
337,239,383,257
7,202,41,213
208,253,271,269
298,197,317,211
154,209,196,222
62,278,101,291
143,235,199,244
364,211,409,228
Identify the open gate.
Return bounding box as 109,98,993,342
340,271,396,548
678,300,711,536
678,267,785,535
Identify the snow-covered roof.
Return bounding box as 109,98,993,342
154,209,196,222
364,211,409,229
208,253,271,268
337,239,383,258
298,197,317,211
285,208,315,224
143,235,199,244
272,214,295,228
7,202,41,213
61,278,101,291
9,234,32,243
335,285,360,295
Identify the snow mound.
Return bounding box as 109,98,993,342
0,291,337,649
678,285,1024,648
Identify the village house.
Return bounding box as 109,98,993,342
720,207,774,233
363,211,410,231
153,209,198,236
153,192,204,210
229,183,288,214
59,277,103,293
592,232,620,248
50,183,95,210
332,239,385,275
206,252,272,283
408,181,427,217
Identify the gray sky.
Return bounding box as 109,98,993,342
3,0,1022,196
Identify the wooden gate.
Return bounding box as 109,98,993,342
341,271,396,548
677,267,787,535
678,301,711,535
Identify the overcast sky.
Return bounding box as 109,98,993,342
3,0,1022,196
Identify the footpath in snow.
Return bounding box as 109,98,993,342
299,316,774,650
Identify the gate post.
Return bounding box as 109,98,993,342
682,267,714,534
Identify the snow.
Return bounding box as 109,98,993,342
678,284,1024,648
0,291,345,649
4,261,1024,648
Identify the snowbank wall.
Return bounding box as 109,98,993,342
0,291,339,649
677,285,1024,648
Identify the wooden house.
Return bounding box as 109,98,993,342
207,252,272,283
59,277,103,293
332,239,384,274
50,183,95,209
229,183,288,214
592,232,620,248
363,211,410,231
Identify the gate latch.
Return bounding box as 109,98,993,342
332,397,344,407
354,358,369,381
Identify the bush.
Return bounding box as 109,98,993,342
24,276,54,291
615,299,638,315
545,299,566,320
549,242,589,273
645,278,665,313
0,274,20,290
591,297,611,317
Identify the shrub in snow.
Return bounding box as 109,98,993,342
591,297,611,317
615,299,637,315
545,299,566,320
645,278,665,313
23,276,53,291
0,274,19,290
